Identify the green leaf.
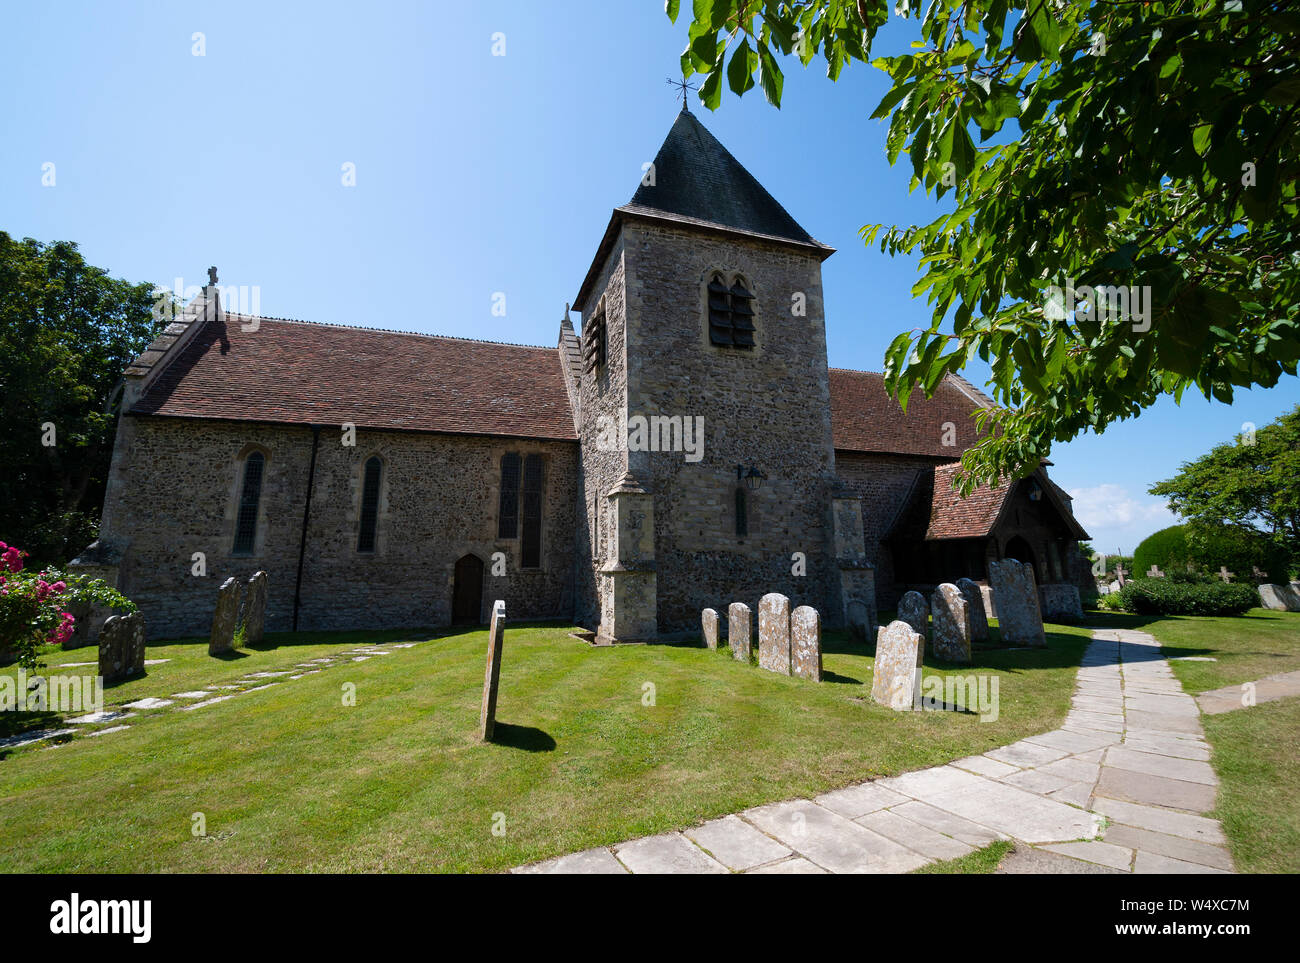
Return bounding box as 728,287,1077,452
665,0,680,24
727,38,757,96
700,68,723,110
756,39,784,107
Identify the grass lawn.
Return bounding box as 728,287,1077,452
912,839,1014,874
1073,608,1300,693
0,620,1090,873
1201,697,1300,874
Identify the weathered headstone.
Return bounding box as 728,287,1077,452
97,611,146,682
988,559,1046,647
1147,565,1164,578
1259,584,1300,612
790,606,822,681
1114,564,1128,587
955,578,988,643
701,608,719,650
980,584,998,619
930,583,971,663
846,598,873,643
1039,583,1084,622
757,593,791,675
897,590,928,643
728,602,751,662
1218,566,1235,583
208,577,242,655
479,599,506,741
871,620,923,710
244,570,268,646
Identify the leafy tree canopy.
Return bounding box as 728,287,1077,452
0,233,161,566
667,0,1300,492
1149,404,1300,561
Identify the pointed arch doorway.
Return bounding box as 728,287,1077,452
452,554,484,625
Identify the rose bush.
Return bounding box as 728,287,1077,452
0,541,135,670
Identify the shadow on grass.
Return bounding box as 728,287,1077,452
0,709,64,740
490,723,557,752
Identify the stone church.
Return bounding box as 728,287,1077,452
77,108,1090,642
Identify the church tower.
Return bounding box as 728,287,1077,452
571,108,870,641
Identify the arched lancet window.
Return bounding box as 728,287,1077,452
233,451,265,555
521,454,543,568
735,487,749,537
708,273,756,349
357,456,382,552
498,453,520,538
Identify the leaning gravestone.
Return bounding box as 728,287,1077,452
1039,583,1084,622
871,620,923,710
989,559,1046,647
244,570,269,646
955,578,989,643
897,590,928,643
1259,584,1300,612
790,606,822,681
758,593,792,675
701,608,719,650
728,602,751,663
208,577,243,655
479,599,507,741
97,611,146,682
930,583,971,664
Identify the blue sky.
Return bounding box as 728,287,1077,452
3,0,1296,555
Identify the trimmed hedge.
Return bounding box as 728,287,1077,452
1133,524,1289,583
1112,577,1259,616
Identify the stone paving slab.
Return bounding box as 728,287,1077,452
1105,746,1217,786
1102,823,1234,871
855,808,973,861
1095,765,1218,813
984,740,1070,769
614,833,729,874
1042,841,1134,871
746,856,826,874
743,799,929,874
684,815,791,871
1134,851,1231,874
511,847,627,874
950,754,1019,779
1092,796,1227,845
815,781,910,818
1197,669,1300,715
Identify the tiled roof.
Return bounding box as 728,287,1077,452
629,109,815,246
925,463,1012,539
829,369,988,456
129,311,578,441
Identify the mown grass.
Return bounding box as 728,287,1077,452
0,620,1090,873
1202,697,1300,874
912,839,1015,874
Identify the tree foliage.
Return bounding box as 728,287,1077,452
1149,405,1300,563
667,0,1300,491
0,233,161,566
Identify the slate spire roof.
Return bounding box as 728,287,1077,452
627,108,815,246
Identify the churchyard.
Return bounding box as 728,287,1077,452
1,615,1094,873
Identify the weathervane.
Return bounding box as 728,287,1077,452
666,75,698,110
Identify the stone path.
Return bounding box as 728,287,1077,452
1197,668,1300,715
512,627,1235,874
1,640,431,751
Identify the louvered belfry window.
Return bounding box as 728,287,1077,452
521,454,543,568
357,456,382,552
708,274,756,348
498,452,521,538
233,451,264,555
582,302,606,373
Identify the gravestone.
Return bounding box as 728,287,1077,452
955,578,988,643
208,577,242,655
757,593,791,675
988,559,1046,647
897,590,928,643
1147,565,1164,578
846,599,873,643
479,599,507,741
930,583,971,663
790,606,822,681
97,611,146,683
1114,564,1128,587
728,602,751,662
1218,566,1235,583
1259,584,1300,612
1038,583,1084,622
980,584,998,619
701,608,719,650
244,571,269,646
871,620,923,711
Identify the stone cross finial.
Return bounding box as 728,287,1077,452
1147,564,1164,578
207,265,218,286
1115,564,1127,586
1218,566,1234,582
